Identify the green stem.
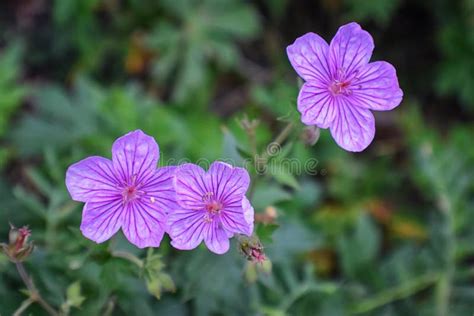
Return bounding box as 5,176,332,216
260,122,294,161
13,298,34,316
280,282,338,312
248,127,258,161
435,193,455,316
248,121,294,199
15,262,59,316
350,273,440,314
102,296,116,316
111,250,144,269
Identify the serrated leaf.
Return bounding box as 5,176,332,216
222,126,244,165
66,281,86,308
338,214,380,278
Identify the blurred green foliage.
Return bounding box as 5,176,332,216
147,0,260,102
0,43,26,167
0,0,473,315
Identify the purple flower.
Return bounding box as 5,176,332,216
287,22,403,152
167,162,254,254
65,130,176,248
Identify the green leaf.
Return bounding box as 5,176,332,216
65,281,86,308
11,78,102,156
256,223,280,244
144,250,175,300
338,214,380,278
0,42,27,149
221,126,244,165
269,165,300,190
252,182,292,210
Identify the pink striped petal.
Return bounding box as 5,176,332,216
219,197,254,236
66,156,119,202
350,61,403,111
141,166,178,214
174,164,209,210
167,209,207,250
298,82,337,128
112,130,159,185
121,201,166,248
208,161,250,204
80,198,124,243
330,98,375,152
329,22,374,77
204,220,230,254
286,32,331,83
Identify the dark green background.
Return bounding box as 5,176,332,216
0,0,473,315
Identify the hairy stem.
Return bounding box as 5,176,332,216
102,296,117,316
111,250,144,269
435,193,455,316
280,282,338,312
15,262,59,316
351,273,440,314
249,121,294,199
260,122,294,161
13,298,34,316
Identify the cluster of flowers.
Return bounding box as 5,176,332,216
66,129,254,254
66,22,402,253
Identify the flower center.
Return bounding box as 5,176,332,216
202,192,223,222
122,186,139,203
120,174,146,204
205,200,223,213
329,80,351,96
329,68,362,96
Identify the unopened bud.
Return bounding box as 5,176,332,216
238,235,267,264
300,126,320,146
241,236,272,283
1,225,34,262
255,206,278,224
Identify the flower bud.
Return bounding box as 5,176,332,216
1,225,34,262
241,236,272,283
238,235,267,264
255,206,278,224
300,126,320,146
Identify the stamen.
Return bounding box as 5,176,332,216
202,192,214,202
201,191,223,220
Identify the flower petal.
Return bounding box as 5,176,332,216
208,161,250,204
66,156,119,202
112,130,159,185
204,221,230,254
167,209,207,250
141,166,178,214
330,98,375,152
286,32,331,83
350,61,403,111
121,201,166,248
298,82,337,128
220,196,254,236
80,197,124,243
329,22,374,77
174,164,209,210
242,197,255,232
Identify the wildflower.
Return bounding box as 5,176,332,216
287,22,403,152
167,162,254,254
65,130,176,248
1,224,34,262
